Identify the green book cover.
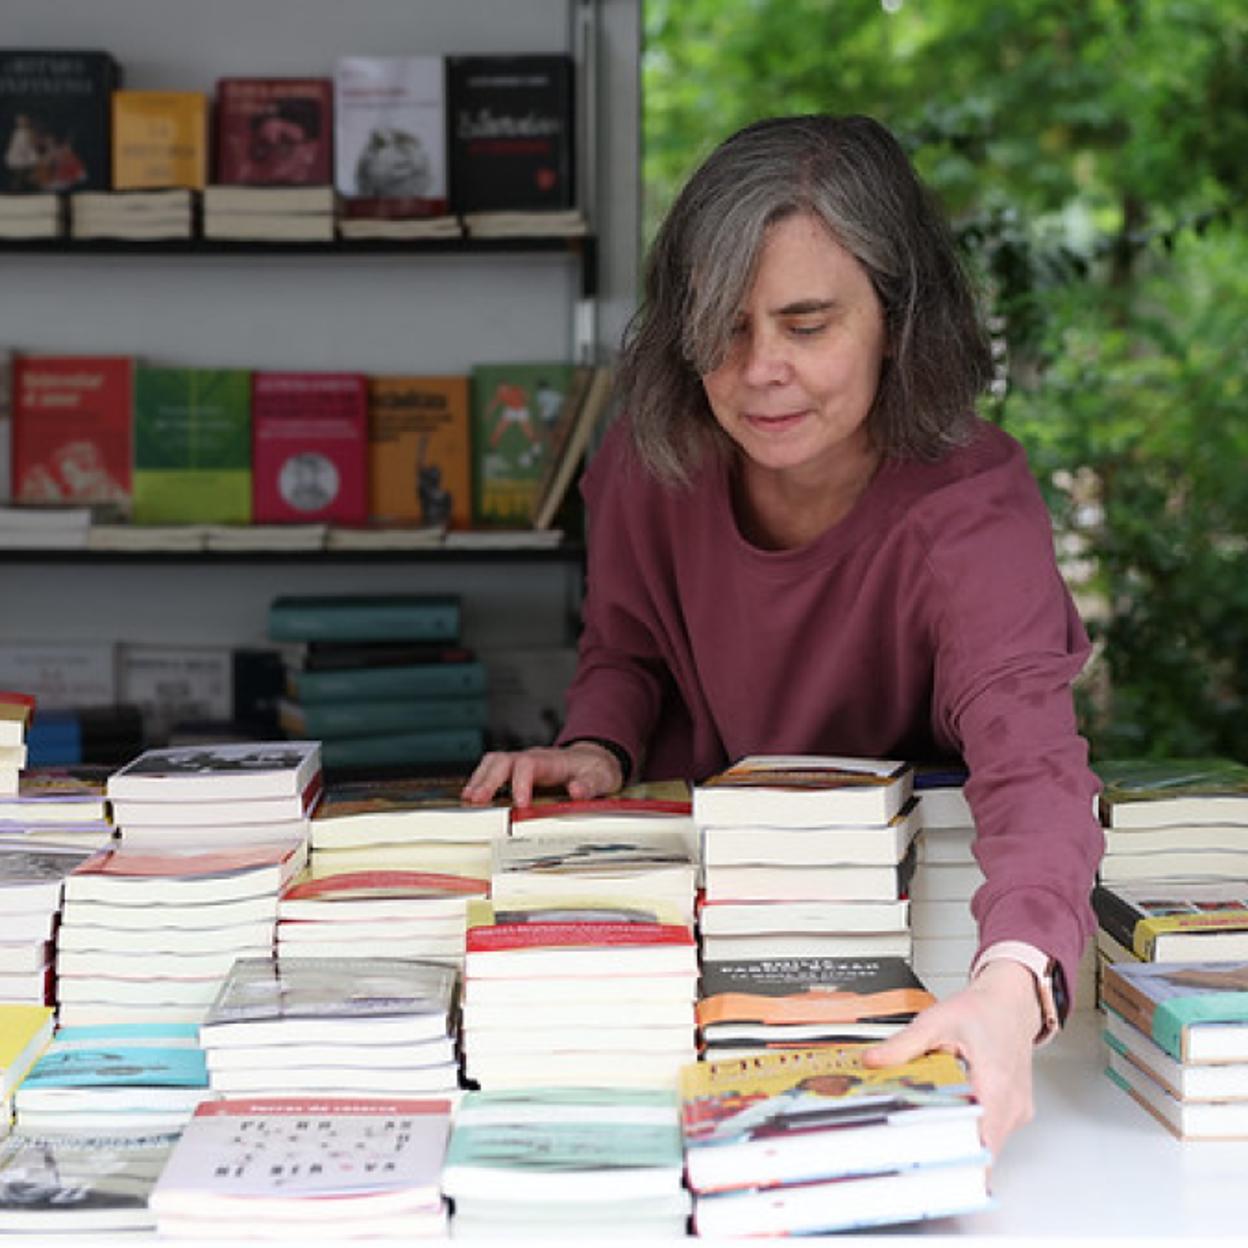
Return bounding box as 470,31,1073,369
321,727,483,770
132,366,252,524
289,659,488,704
280,694,488,739
470,361,576,527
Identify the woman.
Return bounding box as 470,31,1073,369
463,114,1103,1155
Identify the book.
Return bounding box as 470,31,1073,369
0,49,119,193
1100,848,1248,884
10,354,133,517
679,1045,983,1194
199,956,458,1048
320,727,483,772
446,54,575,214
107,739,321,803
63,839,307,906
267,593,461,644
278,691,487,738
279,868,488,919
366,374,472,531
0,691,34,746
698,898,910,937
131,365,252,525
470,361,577,527
334,56,447,214
0,842,99,911
704,848,917,904
111,89,208,189
1096,757,1248,829
1103,1007,1248,1102
1100,959,1248,1063
110,774,320,826
148,1097,451,1229
0,1004,53,1099
117,641,232,746
1092,879,1248,961
509,781,694,838
0,763,108,821
213,77,334,186
203,184,337,214
69,188,194,240
1103,823,1248,858
287,657,486,705
531,363,612,530
0,1131,177,1230
694,755,915,828
280,639,473,674
251,371,369,525
699,930,913,969
310,776,508,848
1105,1043,1248,1141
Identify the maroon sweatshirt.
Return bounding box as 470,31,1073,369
557,415,1104,996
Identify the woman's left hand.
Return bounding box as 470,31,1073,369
862,959,1042,1158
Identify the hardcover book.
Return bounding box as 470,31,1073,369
1104,1043,1248,1142
131,366,252,525
1096,757,1248,829
333,56,448,214
367,375,471,531
470,361,577,527
10,354,133,516
214,77,333,186
446,54,575,213
251,371,369,525
111,90,208,190
287,657,487,704
267,593,462,644
279,693,488,740
1092,879,1248,961
0,49,120,193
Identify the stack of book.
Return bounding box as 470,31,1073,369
197,956,460,1099
202,185,336,242
69,188,196,240
696,955,936,1061
104,741,322,850
0,843,100,1005
909,767,981,999
443,1087,690,1239
55,838,306,1027
1102,958,1248,1139
149,1095,452,1240
0,1004,53,1132
13,1021,211,1136
461,897,698,1090
0,193,60,239
269,593,486,774
0,505,92,549
0,766,114,851
694,755,916,964
0,693,33,797
679,1046,991,1236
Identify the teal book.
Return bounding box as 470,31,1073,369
321,727,483,770
50,1024,201,1050
288,659,487,704
470,361,576,527
268,593,461,643
18,1039,208,1093
280,694,488,739
132,366,252,524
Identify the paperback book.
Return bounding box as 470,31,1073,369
1096,757,1248,829
214,77,334,186
1092,879,1248,961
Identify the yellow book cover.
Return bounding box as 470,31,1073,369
112,90,208,189
0,1003,54,1098
367,375,472,530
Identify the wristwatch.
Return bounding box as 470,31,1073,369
972,941,1067,1046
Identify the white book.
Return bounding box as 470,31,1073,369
207,1064,458,1096
107,740,321,804
698,898,909,936
204,1035,454,1072
700,930,912,962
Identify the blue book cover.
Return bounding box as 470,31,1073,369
22,1042,208,1089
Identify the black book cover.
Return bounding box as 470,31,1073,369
0,49,121,193
447,53,574,213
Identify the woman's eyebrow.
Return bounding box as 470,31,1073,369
772,297,840,316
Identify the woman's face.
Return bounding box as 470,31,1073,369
700,212,887,483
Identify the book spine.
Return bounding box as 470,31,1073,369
282,695,488,738
268,600,461,643
1091,884,1146,955
320,727,483,769
291,660,487,703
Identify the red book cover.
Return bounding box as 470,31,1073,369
251,371,369,524
282,870,488,901
214,78,333,185
70,840,302,880
510,796,693,824
11,355,133,514
467,922,695,953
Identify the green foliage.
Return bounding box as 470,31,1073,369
644,0,1248,761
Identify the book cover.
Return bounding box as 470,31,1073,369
333,56,447,214
214,77,333,186
531,363,611,530
0,50,119,193
107,739,321,802
111,90,208,189
0,764,108,820
1103,1007,1248,1102
288,657,486,704
19,1038,208,1092
367,375,471,530
1096,757,1248,829
0,690,35,745
1092,880,1248,961
267,593,462,644
446,54,575,213
0,1003,53,1098
251,371,369,525
11,354,133,516
132,366,252,525
311,775,508,846
0,843,100,910
279,693,488,740
470,361,577,527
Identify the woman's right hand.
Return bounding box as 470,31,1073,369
460,741,624,807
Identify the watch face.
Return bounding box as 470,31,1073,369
1051,959,1070,1023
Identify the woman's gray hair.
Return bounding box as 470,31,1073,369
617,114,993,483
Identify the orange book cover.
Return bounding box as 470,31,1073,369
367,375,471,530
112,90,208,189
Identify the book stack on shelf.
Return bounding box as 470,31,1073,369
55,836,306,1028
908,768,983,999
1102,958,1248,1140
70,188,195,240
198,956,460,1100
460,896,698,1090
203,185,335,242
693,755,916,964
0,504,92,548
0,842,99,1005
270,592,487,774
0,193,59,240
443,1087,690,1239
276,776,504,966
105,740,322,849
679,1046,991,1237
13,1021,211,1137
0,1004,53,1132
696,955,936,1061
0,765,114,851
0,691,33,796
149,1094,453,1241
